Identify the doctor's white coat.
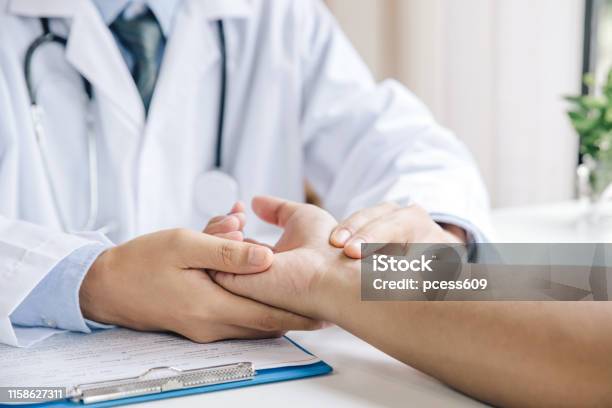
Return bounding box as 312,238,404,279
0,0,491,346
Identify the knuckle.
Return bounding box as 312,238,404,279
400,204,427,220
353,231,374,243
166,228,190,250
167,228,191,247
217,242,236,267
341,216,362,233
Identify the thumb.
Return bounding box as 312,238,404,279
252,195,301,228
177,230,273,273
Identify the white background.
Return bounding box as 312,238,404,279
326,0,584,208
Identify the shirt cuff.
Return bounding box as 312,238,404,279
430,213,488,244
429,213,489,262
9,243,111,333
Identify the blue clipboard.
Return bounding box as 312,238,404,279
11,338,332,408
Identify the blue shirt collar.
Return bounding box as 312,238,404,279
92,0,182,36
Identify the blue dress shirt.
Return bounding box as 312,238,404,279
9,0,183,336
95,0,181,37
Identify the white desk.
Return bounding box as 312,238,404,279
140,327,486,408
141,202,599,408
492,200,612,242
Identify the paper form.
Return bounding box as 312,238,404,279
0,329,318,388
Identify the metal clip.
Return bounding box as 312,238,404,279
70,362,255,404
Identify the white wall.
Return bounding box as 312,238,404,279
327,0,584,208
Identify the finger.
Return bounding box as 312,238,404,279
219,325,284,340
229,201,245,214
344,209,413,258
233,212,246,230
208,214,227,224
252,195,301,227
215,231,244,241
203,215,226,232
177,230,274,273
202,202,246,233
330,202,400,247
204,215,241,234
217,212,246,231
211,285,322,332
228,202,247,230
212,270,292,316
185,324,283,343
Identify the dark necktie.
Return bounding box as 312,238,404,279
110,8,164,115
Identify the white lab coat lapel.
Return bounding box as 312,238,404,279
64,1,145,130
7,0,74,17
146,4,221,128
8,0,148,240
8,0,145,134
146,0,252,135
185,0,253,20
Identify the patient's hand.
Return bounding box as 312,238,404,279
330,202,466,258
213,196,358,320
202,201,246,241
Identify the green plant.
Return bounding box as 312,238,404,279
566,68,612,160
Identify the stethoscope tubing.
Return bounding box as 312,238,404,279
215,20,226,169
23,17,227,233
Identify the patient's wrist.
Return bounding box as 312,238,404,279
314,254,361,324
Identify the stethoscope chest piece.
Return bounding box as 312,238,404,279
194,170,239,217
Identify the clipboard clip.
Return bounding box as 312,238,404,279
69,362,255,404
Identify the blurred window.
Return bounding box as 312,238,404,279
585,0,612,91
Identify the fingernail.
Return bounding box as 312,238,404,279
248,246,271,266
333,228,352,245
347,238,365,256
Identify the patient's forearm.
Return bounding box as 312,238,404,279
322,266,612,407
212,223,612,407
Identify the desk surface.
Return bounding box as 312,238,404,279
138,326,486,408
492,200,612,242
139,202,588,408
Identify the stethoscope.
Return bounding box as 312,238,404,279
24,17,238,233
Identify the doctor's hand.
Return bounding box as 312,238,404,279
329,202,467,258
79,228,321,343
212,196,352,320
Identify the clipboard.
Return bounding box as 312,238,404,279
14,338,332,407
